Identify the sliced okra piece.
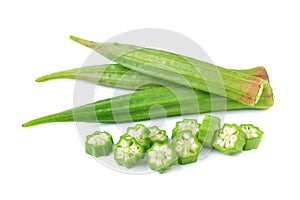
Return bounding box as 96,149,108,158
172,119,201,138
240,124,264,150
125,124,150,149
113,136,144,168
85,131,113,157
173,130,202,165
198,115,220,148
148,126,168,146
213,124,245,155
147,142,177,174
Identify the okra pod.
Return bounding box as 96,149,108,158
22,83,274,127
36,64,174,90
70,36,266,106
36,64,269,90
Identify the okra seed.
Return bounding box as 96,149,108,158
120,140,127,147
183,133,190,140
176,146,183,152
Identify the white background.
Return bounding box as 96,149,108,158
1,0,300,199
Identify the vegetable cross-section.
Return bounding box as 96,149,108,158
173,130,202,165
148,126,168,146
147,143,177,174
172,119,201,138
113,136,145,168
240,124,264,150
125,124,150,149
213,124,245,155
85,131,113,157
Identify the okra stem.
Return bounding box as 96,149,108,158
70,36,266,106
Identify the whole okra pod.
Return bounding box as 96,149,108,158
70,36,266,106
22,83,274,127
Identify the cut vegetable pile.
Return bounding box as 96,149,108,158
22,35,273,173
85,115,265,173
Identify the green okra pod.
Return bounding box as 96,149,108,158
70,36,266,106
22,83,274,127
36,64,270,90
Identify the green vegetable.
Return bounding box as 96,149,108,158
147,142,177,174
240,124,264,150
172,119,200,138
22,82,274,127
198,115,220,148
148,126,168,146
125,124,150,149
36,64,174,90
85,131,113,157
113,135,144,168
213,124,245,155
70,36,266,106
36,64,269,90
172,130,202,165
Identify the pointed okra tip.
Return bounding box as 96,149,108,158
35,76,46,82
69,35,100,49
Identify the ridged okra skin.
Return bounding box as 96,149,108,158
198,115,221,148
172,130,202,165
147,143,177,174
240,124,264,150
22,83,274,127
213,124,245,155
70,36,266,106
85,131,113,157
36,64,174,90
36,64,269,90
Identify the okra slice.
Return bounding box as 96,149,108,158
113,136,144,168
173,130,202,165
147,143,177,174
240,124,264,150
198,115,220,148
85,131,113,157
148,126,168,146
213,124,245,155
125,124,150,149
172,119,201,138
